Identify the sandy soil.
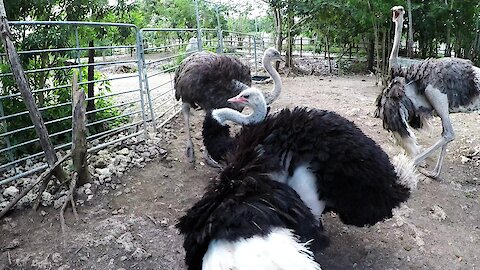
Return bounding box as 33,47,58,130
1,75,479,270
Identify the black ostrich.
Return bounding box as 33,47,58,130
203,88,417,226
177,145,328,270
375,6,480,178
174,47,283,165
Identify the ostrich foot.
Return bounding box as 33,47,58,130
203,151,222,169
185,141,195,164
418,168,441,180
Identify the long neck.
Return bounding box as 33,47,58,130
212,104,267,126
389,18,404,71
263,58,282,105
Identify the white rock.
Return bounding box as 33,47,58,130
3,186,19,198
95,168,112,177
51,252,63,264
85,188,93,195
41,192,53,207
117,148,130,156
87,195,94,201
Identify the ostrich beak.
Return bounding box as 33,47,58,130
228,96,248,104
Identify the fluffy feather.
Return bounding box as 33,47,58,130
202,228,321,270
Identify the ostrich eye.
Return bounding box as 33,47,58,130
243,94,250,99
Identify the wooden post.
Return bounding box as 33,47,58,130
71,71,90,186
0,1,66,182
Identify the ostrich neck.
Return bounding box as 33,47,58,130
389,18,404,70
212,104,267,126
263,58,282,105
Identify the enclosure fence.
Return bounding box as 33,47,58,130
0,21,283,185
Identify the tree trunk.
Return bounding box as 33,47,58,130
0,3,66,182
71,71,90,186
273,7,282,70
285,12,294,68
367,38,375,72
406,0,414,57
87,40,95,122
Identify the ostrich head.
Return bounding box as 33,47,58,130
228,87,267,113
263,47,284,63
212,88,268,126
391,6,405,23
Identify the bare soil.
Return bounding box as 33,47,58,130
1,75,479,270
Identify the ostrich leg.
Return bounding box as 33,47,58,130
414,85,455,178
182,102,195,164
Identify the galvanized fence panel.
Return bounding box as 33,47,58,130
0,21,148,184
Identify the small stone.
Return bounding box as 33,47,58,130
117,148,130,156
87,195,94,201
58,264,71,270
160,218,168,227
461,156,471,164
5,238,21,249
120,256,128,262
124,188,131,194
430,205,447,221
3,186,19,198
93,157,108,168
41,192,53,207
41,210,48,216
85,188,93,195
95,168,112,178
131,247,152,260
51,252,63,264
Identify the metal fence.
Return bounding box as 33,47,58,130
0,21,271,185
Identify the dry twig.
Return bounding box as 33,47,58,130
60,172,79,235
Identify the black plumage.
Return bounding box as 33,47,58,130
205,107,410,227
177,147,328,270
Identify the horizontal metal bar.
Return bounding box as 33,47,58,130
0,59,138,78
148,81,172,94
146,69,167,79
0,164,48,186
158,110,180,128
88,130,143,153
0,101,71,122
0,45,136,57
86,99,140,115
10,21,137,28
85,88,140,101
0,73,138,100
143,42,189,51
140,28,197,32
86,110,140,127
0,113,70,138
87,120,143,141
154,94,174,108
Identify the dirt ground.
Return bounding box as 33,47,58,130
1,75,479,270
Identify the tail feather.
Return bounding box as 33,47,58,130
392,153,419,191
202,228,321,270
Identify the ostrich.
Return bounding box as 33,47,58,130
176,147,329,270
203,87,416,226
375,5,480,178
174,47,284,165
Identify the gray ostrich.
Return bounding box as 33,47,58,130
174,47,284,165
375,6,480,178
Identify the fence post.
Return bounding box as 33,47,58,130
135,27,152,136
253,35,258,76
74,26,82,82
193,0,203,51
